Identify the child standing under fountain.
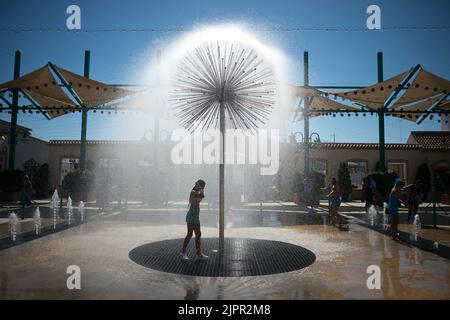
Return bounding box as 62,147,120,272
181,179,209,260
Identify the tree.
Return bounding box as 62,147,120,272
338,162,352,201
33,163,49,198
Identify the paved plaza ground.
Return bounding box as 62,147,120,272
0,201,449,300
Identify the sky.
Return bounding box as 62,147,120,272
0,0,449,143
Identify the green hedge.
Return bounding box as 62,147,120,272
292,171,325,201
62,170,95,194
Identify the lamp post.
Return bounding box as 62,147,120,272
293,131,322,172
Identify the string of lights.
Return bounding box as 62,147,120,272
0,25,449,33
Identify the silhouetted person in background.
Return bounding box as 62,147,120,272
22,174,33,206
363,176,376,209
407,180,422,223
181,179,209,260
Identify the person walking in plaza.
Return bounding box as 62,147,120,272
328,178,343,227
388,178,406,241
180,179,209,260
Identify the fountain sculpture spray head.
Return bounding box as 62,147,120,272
170,41,276,131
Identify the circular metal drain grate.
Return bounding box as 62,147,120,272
129,238,316,277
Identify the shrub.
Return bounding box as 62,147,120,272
291,170,325,204
337,163,352,201
0,169,25,192
62,169,95,194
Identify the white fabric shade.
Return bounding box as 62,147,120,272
395,69,450,105
0,65,76,106
57,66,134,106
332,71,409,109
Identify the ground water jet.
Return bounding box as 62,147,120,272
367,205,377,227
9,212,18,241
51,189,60,229
33,207,41,235
412,213,421,242
382,202,389,230
79,201,85,221
67,196,73,225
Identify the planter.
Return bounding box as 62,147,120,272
0,191,21,202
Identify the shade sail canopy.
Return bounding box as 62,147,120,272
289,87,358,121
438,101,450,111
287,85,321,98
395,69,450,105
26,91,77,118
332,71,410,109
391,94,445,112
310,95,358,111
56,66,133,106
0,63,135,118
0,65,76,106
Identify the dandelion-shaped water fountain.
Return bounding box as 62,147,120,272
412,213,421,242
51,189,60,229
33,207,41,235
67,196,73,225
79,201,85,222
170,40,276,254
9,212,19,241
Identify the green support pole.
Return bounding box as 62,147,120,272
8,51,21,170
80,50,90,171
377,52,386,173
303,51,310,175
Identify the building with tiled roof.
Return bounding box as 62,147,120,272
407,131,450,150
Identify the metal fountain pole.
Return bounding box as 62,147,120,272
219,93,225,256
303,51,310,175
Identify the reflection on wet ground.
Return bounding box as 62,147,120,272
107,208,324,228
0,211,449,299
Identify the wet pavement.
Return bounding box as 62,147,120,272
0,207,449,299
